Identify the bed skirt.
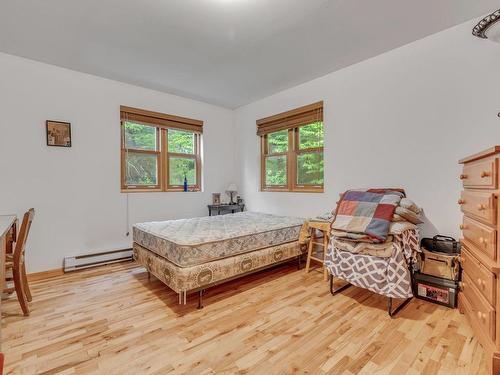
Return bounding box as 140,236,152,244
133,241,303,294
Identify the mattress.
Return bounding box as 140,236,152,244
133,211,304,267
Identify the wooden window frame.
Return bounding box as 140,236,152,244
293,126,324,192
258,102,324,193
120,106,203,193
260,126,324,193
165,130,202,192
121,124,163,192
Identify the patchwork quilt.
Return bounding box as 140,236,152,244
331,189,404,243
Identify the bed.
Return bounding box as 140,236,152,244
133,211,305,308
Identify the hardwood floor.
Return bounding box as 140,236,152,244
2,261,488,374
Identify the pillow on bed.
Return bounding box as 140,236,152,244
400,198,421,214
395,206,423,224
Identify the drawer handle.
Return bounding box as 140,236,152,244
478,204,487,211
460,224,467,230
479,237,487,245
458,199,465,205
477,278,486,288
477,311,486,321
481,171,491,178
460,174,468,180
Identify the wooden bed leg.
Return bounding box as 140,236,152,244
197,290,204,310
147,271,151,281
297,254,302,270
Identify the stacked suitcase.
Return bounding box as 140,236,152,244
413,235,461,308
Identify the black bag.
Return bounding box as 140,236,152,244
420,235,461,254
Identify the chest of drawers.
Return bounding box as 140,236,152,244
459,147,500,374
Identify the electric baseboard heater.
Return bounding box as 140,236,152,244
64,248,133,272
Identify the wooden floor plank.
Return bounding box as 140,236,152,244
1,261,488,374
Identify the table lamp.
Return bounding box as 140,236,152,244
226,183,238,204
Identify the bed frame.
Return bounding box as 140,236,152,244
134,241,304,309
328,274,413,317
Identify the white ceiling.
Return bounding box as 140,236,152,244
0,0,497,108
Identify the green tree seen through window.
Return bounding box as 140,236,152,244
264,121,324,187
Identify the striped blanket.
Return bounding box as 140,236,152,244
331,189,404,243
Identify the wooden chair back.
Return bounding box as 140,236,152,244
13,208,35,267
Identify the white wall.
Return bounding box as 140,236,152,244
0,53,236,272
2,17,500,273
234,18,500,239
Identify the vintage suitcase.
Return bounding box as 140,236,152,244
413,273,458,308
419,248,460,281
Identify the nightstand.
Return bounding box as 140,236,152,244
207,204,245,216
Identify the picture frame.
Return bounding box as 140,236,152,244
212,193,221,206
46,120,72,147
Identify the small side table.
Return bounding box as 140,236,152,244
305,220,330,281
207,204,245,216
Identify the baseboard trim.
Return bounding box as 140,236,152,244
27,268,65,282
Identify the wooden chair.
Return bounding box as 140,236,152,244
4,208,35,316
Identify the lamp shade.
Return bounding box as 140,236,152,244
226,183,238,192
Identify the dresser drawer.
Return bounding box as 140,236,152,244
459,190,496,225
461,216,497,261
462,273,496,341
460,158,497,189
462,248,496,306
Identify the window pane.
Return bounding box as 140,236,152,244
265,155,287,186
297,152,323,185
267,130,288,154
169,157,196,186
168,129,195,154
125,152,158,186
124,122,157,150
299,122,324,150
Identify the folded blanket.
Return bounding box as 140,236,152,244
389,221,417,234
299,217,332,245
394,206,423,224
400,198,421,214
331,236,395,258
331,189,404,243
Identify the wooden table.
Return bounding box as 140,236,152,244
0,216,16,290
0,215,16,352
207,204,245,216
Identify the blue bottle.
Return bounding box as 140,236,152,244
183,175,188,192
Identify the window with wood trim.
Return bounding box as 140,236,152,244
120,106,202,192
258,102,324,192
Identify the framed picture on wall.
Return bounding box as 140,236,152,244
46,120,72,147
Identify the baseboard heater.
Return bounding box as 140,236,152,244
64,248,133,272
